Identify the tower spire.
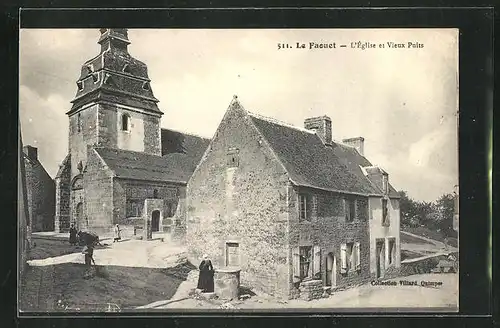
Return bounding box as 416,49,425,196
98,28,130,53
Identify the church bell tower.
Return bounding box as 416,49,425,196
66,28,163,181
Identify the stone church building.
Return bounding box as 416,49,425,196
54,29,209,236
185,97,401,300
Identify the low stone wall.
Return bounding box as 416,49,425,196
400,254,448,276
298,279,323,301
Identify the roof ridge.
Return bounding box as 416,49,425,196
161,127,211,140
247,111,316,135
94,147,164,158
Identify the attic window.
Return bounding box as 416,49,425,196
121,114,130,131
142,82,151,91
382,175,388,194
77,81,84,91
226,148,239,167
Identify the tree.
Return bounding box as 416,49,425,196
436,193,456,237
399,191,420,227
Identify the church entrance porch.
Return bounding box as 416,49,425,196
142,199,164,240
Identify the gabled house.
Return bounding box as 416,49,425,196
184,96,401,300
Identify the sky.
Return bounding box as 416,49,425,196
19,28,458,202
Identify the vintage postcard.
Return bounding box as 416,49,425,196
18,28,459,313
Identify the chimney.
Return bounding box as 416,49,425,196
304,116,332,145
23,145,38,162
342,137,365,156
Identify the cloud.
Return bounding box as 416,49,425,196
19,85,68,177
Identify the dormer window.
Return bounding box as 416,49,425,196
382,174,388,194
122,64,132,74
142,82,150,91
121,114,130,131
77,81,84,91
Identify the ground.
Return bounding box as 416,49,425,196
20,233,458,312
20,235,192,312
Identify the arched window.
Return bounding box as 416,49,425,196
121,114,130,131
153,189,159,199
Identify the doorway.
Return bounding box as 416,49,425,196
151,210,160,232
325,252,337,287
376,240,385,278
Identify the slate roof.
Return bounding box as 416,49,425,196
95,148,190,183
332,143,400,198
160,128,210,159
248,113,383,196
93,129,210,184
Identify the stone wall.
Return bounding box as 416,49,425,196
299,279,323,301
186,104,290,299
288,186,371,299
83,147,113,235
96,104,118,148
112,179,180,231
55,155,71,232
68,105,98,181
143,114,161,156
24,157,56,232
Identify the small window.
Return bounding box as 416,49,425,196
299,246,312,279
77,113,82,132
299,193,312,221
86,65,94,74
382,198,389,226
345,197,356,222
77,81,84,91
142,82,150,90
121,114,130,131
153,189,158,199
92,73,99,83
226,148,239,167
226,242,240,267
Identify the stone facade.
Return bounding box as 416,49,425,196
82,147,114,234
288,186,371,299
113,179,181,232
185,98,387,301
23,146,56,232
54,155,71,232
186,103,290,299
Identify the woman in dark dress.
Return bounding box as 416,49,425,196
69,224,78,246
197,254,214,292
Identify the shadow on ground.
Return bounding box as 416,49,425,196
29,238,111,261
19,262,194,312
